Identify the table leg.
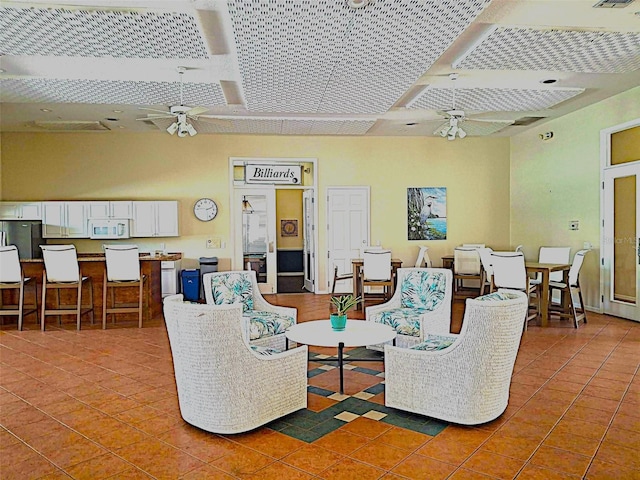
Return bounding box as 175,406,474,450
352,264,360,298
338,341,344,395
540,270,550,327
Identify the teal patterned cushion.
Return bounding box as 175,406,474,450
476,291,520,302
245,311,295,341
250,345,281,356
411,334,457,351
210,273,254,313
401,271,447,311
371,308,428,337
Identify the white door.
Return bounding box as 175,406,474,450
234,188,277,294
602,162,640,321
327,187,370,294
303,189,315,292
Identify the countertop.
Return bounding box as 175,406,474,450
20,252,182,263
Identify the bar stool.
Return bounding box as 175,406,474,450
0,245,38,330
103,245,147,328
40,245,94,331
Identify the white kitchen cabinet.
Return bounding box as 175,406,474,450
87,201,133,219
131,201,179,237
0,202,42,220
42,202,90,238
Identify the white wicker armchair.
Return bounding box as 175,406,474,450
384,289,528,425
163,295,308,434
203,270,296,350
366,268,452,349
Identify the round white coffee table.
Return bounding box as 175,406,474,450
285,319,396,394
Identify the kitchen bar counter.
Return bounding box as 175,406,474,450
18,253,182,324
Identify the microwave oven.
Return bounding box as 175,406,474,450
89,219,131,239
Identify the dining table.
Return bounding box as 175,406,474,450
351,257,403,300
525,262,571,327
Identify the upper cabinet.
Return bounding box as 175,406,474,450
131,201,179,237
0,202,42,220
42,202,89,238
87,201,133,219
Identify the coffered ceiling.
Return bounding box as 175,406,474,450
0,0,638,137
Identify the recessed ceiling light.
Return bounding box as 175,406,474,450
112,109,123,113
540,79,558,84
40,108,52,112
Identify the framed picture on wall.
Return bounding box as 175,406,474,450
281,219,298,237
407,187,447,240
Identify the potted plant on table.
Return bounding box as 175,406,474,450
329,294,361,331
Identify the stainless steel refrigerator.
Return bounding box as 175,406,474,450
0,220,44,259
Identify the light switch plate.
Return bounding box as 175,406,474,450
206,237,221,249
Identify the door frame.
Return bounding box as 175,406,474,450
229,157,319,293
599,118,640,320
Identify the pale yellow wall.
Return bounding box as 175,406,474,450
510,86,640,311
1,132,510,290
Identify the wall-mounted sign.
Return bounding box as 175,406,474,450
245,164,301,185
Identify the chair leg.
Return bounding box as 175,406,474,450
87,277,94,325
102,271,108,329
18,281,24,331
76,281,82,330
41,273,47,331
577,281,587,325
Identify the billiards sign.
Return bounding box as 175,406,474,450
245,164,302,185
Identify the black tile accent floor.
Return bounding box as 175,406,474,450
269,347,449,442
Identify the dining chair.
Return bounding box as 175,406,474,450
462,243,485,249
331,265,353,294
549,249,589,328
490,251,539,329
0,245,38,330
414,245,432,268
532,246,571,284
477,247,494,296
102,244,148,329
453,246,482,299
40,245,94,331
360,249,393,311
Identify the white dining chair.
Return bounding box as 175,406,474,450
361,249,393,311
103,244,148,329
40,245,94,330
0,245,38,330
549,249,589,328
490,251,539,330
532,247,571,284
453,247,482,299
414,245,432,268
477,247,494,296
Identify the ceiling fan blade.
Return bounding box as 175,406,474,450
139,107,173,114
186,106,210,117
136,113,175,120
468,118,514,124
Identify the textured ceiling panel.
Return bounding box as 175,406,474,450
0,6,208,59
227,0,491,114
454,27,640,73
408,86,585,111
0,79,226,106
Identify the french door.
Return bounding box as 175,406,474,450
234,188,277,294
327,187,370,294
602,162,639,321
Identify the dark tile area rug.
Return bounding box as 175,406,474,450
268,347,449,442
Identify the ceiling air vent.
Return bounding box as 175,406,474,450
32,121,110,131
512,116,546,126
593,0,634,8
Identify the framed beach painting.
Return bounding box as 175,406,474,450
407,187,447,240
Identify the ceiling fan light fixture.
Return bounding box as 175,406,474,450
458,127,467,139
186,122,197,137
167,122,179,135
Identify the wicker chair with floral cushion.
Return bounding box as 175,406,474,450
384,289,528,425
163,295,308,434
366,268,453,350
203,270,296,350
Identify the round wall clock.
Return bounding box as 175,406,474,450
194,198,218,221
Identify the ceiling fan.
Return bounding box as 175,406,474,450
434,74,514,140
137,67,228,137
